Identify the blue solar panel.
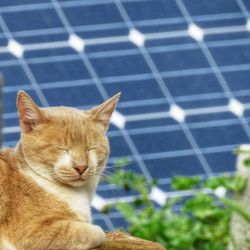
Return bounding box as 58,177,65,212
1,0,250,230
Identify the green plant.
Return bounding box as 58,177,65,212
106,160,248,250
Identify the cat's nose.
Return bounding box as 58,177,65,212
73,165,88,175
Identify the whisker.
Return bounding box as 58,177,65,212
105,160,135,169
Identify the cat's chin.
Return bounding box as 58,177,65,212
62,178,87,187
52,172,88,187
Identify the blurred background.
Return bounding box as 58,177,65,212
0,0,250,230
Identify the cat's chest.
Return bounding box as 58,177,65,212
25,171,91,222
48,183,91,222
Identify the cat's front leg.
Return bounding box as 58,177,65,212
51,221,106,250
17,220,105,250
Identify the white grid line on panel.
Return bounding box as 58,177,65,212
0,23,248,56
1,36,250,70
236,0,250,19
0,12,243,40
0,0,147,14
3,114,250,138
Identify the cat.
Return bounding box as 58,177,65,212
0,90,120,250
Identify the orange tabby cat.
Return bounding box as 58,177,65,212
0,90,120,250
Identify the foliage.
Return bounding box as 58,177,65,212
171,176,201,190
106,158,249,250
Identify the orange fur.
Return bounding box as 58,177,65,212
0,91,120,250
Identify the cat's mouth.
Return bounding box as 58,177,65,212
60,175,88,186
67,177,87,187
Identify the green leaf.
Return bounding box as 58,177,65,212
204,175,247,193
113,157,130,168
225,175,247,193
204,176,227,190
171,176,201,190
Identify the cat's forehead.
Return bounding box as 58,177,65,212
42,106,88,121
40,106,101,142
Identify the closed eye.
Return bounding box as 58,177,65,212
55,146,69,153
88,147,97,152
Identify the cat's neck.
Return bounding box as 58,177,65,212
23,166,92,222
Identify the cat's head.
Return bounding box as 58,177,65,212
17,91,120,187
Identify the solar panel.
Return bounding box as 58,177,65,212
0,0,250,230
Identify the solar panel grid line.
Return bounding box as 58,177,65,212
0,2,54,13
0,11,245,42
108,119,246,136
176,0,250,140
1,62,250,96
206,38,250,48
102,216,115,231
237,0,250,18
204,24,246,35
50,0,154,184
1,20,246,57
114,0,214,176
0,1,244,26
125,104,234,122
0,23,248,55
0,47,7,53
2,36,250,72
109,121,250,145
0,140,239,160
173,89,246,103
3,110,250,137
192,12,243,22
0,30,202,54
119,128,153,179
0,0,138,14
137,146,228,161
0,0,243,15
23,40,68,51
96,186,215,208
2,93,250,128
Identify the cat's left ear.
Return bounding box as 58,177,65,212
89,93,121,132
17,91,47,133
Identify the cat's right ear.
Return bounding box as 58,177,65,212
17,91,47,133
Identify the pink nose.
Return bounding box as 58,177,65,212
73,165,88,175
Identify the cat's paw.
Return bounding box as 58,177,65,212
91,225,106,246
80,224,106,250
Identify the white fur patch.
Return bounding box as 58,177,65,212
2,239,16,250
55,152,71,167
89,151,98,168
25,170,91,222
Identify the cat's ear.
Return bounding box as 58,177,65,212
17,91,47,133
89,93,121,132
